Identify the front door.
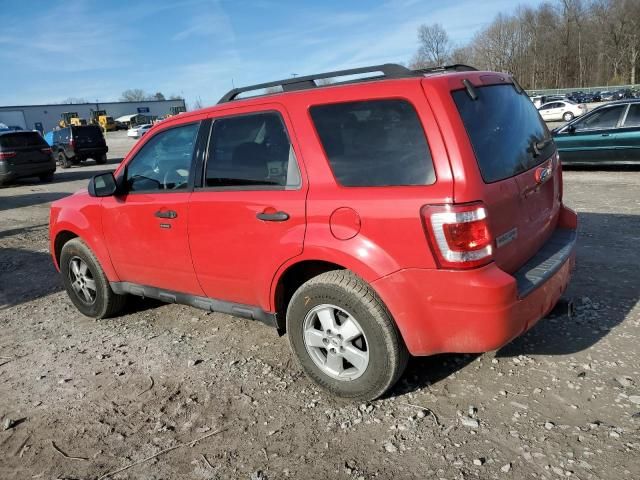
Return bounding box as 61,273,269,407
101,121,204,295
555,104,626,164
188,107,307,309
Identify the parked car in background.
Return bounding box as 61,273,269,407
127,124,153,138
553,99,640,165
600,91,615,101
50,63,577,400
590,91,602,102
52,125,108,168
538,100,586,122
0,130,56,185
612,89,634,100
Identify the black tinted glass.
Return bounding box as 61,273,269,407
72,125,104,140
0,132,47,148
624,104,640,127
206,112,300,188
310,99,434,186
453,84,553,183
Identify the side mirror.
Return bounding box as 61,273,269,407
88,172,118,197
567,124,576,134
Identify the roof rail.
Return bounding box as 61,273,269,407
414,64,478,74
217,63,417,104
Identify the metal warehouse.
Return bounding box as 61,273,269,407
0,99,187,132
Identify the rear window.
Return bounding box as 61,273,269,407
310,99,435,186
453,84,554,183
0,132,47,148
72,125,104,141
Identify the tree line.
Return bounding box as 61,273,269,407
411,0,640,89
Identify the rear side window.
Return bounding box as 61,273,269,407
205,111,300,188
72,126,104,141
624,104,640,127
0,132,47,148
310,99,435,187
453,84,553,183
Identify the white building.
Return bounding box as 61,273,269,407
0,99,187,132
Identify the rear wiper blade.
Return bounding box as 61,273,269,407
531,137,553,157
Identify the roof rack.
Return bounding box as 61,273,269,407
217,63,478,104
414,64,477,74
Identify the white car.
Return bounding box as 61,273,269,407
127,124,153,138
538,100,586,122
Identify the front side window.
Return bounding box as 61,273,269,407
574,105,625,131
205,111,300,188
126,122,199,192
310,99,435,186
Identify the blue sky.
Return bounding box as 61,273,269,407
0,0,543,108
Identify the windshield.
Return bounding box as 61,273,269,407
453,84,554,183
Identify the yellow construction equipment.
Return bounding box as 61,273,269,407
98,115,116,132
58,112,86,128
89,109,107,125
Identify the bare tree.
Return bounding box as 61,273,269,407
413,0,640,89
191,97,204,110
411,23,451,68
120,89,148,102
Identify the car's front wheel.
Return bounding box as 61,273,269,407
286,270,408,401
60,238,127,318
563,112,574,121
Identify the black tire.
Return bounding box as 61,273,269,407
96,153,107,164
286,270,408,401
563,112,574,122
39,171,55,183
60,238,127,319
58,152,71,169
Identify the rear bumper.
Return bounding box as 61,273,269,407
73,146,108,158
372,208,577,356
0,160,56,182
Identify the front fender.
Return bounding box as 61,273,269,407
49,200,119,281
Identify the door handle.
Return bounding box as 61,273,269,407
601,133,610,137
256,210,289,222
155,210,177,219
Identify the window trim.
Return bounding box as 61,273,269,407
196,109,302,192
121,120,203,195
307,96,436,189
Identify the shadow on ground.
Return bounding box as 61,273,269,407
389,211,640,397
0,192,70,211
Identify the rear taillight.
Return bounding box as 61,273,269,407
422,202,494,269
0,151,17,160
41,147,52,154
69,138,75,148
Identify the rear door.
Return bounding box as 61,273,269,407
616,103,640,163
188,106,307,309
451,82,561,273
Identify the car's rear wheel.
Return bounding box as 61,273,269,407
563,112,574,121
58,152,71,169
286,270,408,401
60,238,127,318
96,153,107,164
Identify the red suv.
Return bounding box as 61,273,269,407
49,64,577,400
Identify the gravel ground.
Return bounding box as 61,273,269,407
0,131,639,479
